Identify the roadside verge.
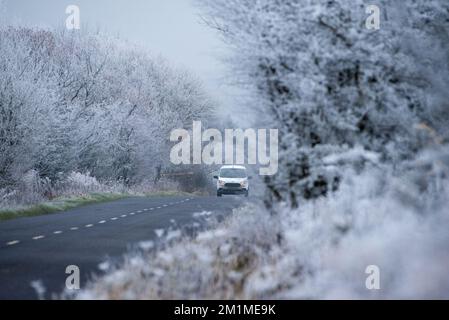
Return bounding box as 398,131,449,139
0,191,199,222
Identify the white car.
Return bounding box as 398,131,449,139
214,165,250,197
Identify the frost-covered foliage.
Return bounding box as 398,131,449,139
0,25,214,199
0,169,186,210
76,202,283,300
76,147,449,299
0,171,121,209
198,0,449,207
0,169,50,205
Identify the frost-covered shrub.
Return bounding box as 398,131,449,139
0,188,16,208
0,171,125,210
132,179,181,194
75,203,282,299
54,171,137,197
0,169,55,207
11,169,53,205
63,172,101,193
18,170,40,192
276,158,449,299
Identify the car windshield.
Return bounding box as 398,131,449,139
220,168,247,178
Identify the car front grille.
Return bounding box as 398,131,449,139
225,183,241,188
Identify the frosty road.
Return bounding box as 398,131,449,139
0,196,243,299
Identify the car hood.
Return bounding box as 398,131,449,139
219,177,247,183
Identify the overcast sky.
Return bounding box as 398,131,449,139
4,0,241,119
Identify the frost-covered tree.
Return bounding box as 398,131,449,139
0,25,215,191
199,0,449,208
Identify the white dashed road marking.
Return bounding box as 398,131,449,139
3,199,191,251
5,201,189,248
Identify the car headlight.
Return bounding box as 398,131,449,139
218,180,225,186
240,180,248,187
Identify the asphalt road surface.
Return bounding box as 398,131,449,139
0,196,244,299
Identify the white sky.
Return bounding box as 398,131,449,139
3,0,242,120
